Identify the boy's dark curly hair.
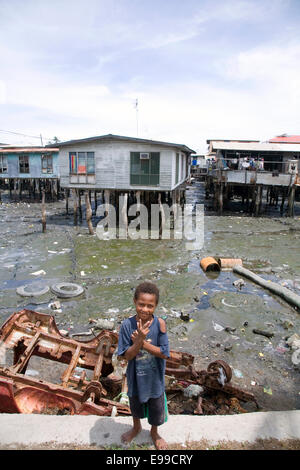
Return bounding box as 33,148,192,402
134,281,160,305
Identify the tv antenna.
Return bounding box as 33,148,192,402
135,98,139,137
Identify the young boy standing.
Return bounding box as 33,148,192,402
117,281,169,450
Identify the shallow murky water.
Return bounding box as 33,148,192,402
0,184,299,411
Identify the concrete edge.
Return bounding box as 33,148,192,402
0,410,299,447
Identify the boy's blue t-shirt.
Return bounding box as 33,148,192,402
117,315,170,403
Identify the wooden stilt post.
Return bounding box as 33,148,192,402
72,188,78,226
18,179,22,200
104,189,110,216
65,188,69,214
287,185,295,217
85,190,94,235
78,190,82,221
41,188,46,233
259,185,263,213
218,183,223,215
94,191,98,215
158,192,165,238
120,192,128,237
280,188,286,215
255,185,260,216
14,179,17,200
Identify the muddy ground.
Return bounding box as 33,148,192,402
0,183,299,413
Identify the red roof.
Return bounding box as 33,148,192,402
269,135,300,143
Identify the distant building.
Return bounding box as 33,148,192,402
0,146,59,199
207,140,300,173
0,147,59,179
269,134,300,144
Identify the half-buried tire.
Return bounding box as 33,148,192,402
16,285,50,297
50,282,84,298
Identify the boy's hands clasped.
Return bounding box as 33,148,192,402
131,319,151,344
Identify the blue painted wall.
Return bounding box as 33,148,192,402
0,151,59,179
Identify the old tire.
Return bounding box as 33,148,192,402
50,282,84,298
16,285,50,297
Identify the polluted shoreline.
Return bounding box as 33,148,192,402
0,182,299,416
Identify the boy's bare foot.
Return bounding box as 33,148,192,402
121,425,142,444
151,429,168,450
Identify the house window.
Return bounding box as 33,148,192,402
69,152,95,175
41,154,53,174
130,152,160,185
19,155,29,173
0,155,7,173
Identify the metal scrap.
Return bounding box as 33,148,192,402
0,309,259,417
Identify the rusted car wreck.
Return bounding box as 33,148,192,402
0,309,258,416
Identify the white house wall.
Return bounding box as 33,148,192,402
59,140,188,191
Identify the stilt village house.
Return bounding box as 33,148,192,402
48,134,195,192
0,146,59,198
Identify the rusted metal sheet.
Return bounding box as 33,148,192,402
0,309,130,416
0,309,258,416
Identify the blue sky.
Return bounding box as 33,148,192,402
0,0,300,152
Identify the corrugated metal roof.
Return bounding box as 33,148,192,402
46,134,195,153
269,135,300,143
0,148,58,153
211,141,300,152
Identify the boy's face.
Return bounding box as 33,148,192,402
134,292,157,323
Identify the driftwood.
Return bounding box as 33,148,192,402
233,265,300,310
252,329,274,339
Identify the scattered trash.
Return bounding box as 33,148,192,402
101,265,108,269
50,301,61,310
259,353,264,357
263,387,272,395
59,329,69,336
280,319,294,330
221,298,237,308
252,329,274,339
225,326,236,333
80,271,86,276
291,349,300,366
224,344,233,352
233,369,243,379
286,334,300,351
275,341,290,354
180,312,190,322
217,367,227,386
233,279,245,290
212,321,224,332
114,392,129,406
183,384,204,398
30,270,46,276
200,257,220,272
107,308,119,314
89,318,115,330
251,381,256,386
243,321,249,327
217,258,243,269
